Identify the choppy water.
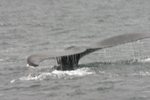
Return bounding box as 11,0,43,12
1,0,150,100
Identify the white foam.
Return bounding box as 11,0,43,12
139,58,150,62
20,68,94,81
52,68,94,78
10,79,16,83
132,71,150,76
20,74,44,81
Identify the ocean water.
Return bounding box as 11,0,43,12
1,0,150,100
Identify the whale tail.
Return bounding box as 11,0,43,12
27,33,150,70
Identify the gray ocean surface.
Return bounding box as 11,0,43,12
1,0,150,100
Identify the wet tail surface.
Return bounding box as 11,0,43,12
27,33,150,70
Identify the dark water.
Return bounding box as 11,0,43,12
1,0,150,100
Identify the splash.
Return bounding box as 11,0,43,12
19,68,94,81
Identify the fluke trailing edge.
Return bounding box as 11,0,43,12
27,33,150,70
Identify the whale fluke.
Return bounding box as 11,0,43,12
27,33,150,70
89,33,150,49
